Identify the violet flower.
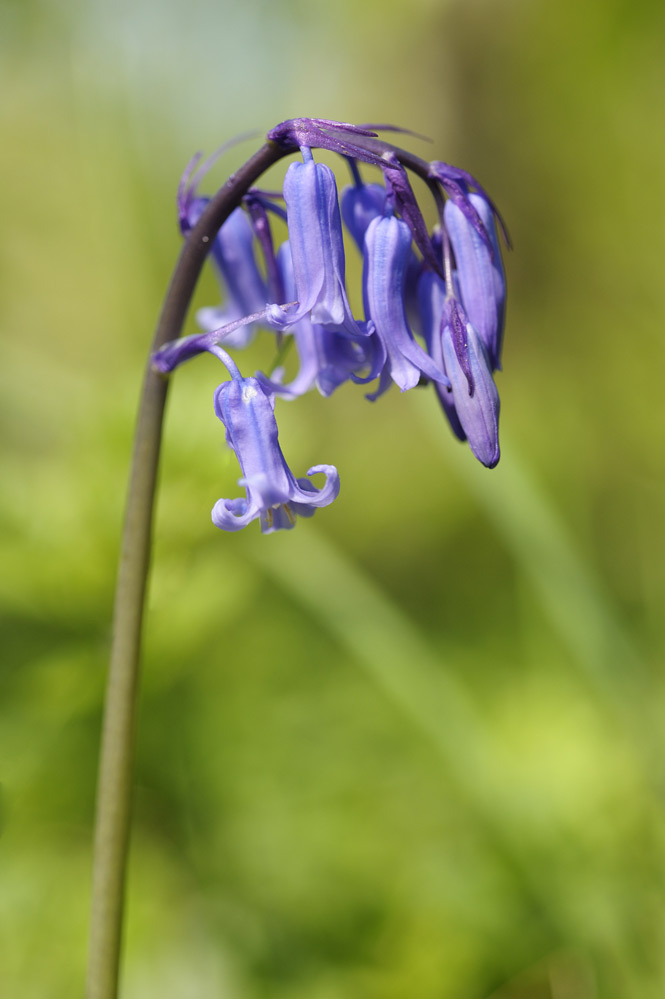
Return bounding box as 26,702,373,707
212,374,340,533
441,297,500,468
279,149,367,336
417,270,466,442
195,207,269,349
362,212,449,399
341,178,386,251
179,162,268,349
153,120,510,532
444,193,506,369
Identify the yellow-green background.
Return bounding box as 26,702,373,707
2,0,665,995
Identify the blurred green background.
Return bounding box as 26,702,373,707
2,0,665,995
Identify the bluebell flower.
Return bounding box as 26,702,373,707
341,179,386,251
158,119,511,540
362,212,449,398
280,150,367,336
440,297,500,468
417,270,466,442
242,191,286,306
212,374,340,533
342,176,423,333
193,206,269,349
153,333,340,531
178,160,268,349
444,193,506,369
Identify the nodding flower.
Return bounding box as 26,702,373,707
444,193,506,370
440,297,501,469
155,118,510,536
211,374,340,534
194,207,269,349
417,270,467,443
278,149,368,337
178,159,268,349
362,210,449,399
341,176,386,251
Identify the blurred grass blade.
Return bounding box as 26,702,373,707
248,525,571,938
250,527,509,820
411,392,662,778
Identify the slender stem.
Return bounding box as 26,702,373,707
86,126,449,998
85,140,290,999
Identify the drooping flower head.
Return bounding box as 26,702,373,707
157,118,511,534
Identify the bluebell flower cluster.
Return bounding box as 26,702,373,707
154,119,509,534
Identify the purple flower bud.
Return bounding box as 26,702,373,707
341,182,386,251
194,206,269,349
363,213,448,397
441,299,500,468
211,376,340,533
444,193,506,369
417,271,466,442
282,154,366,336
177,157,269,350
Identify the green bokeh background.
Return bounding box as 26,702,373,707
2,0,665,995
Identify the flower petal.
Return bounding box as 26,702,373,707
444,193,506,369
363,214,448,393
292,464,340,508
341,182,386,250
283,157,366,335
211,495,260,531
211,375,340,532
417,271,466,442
442,317,500,468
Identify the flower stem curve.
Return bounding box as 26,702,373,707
85,140,289,999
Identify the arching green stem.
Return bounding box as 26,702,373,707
85,140,290,999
